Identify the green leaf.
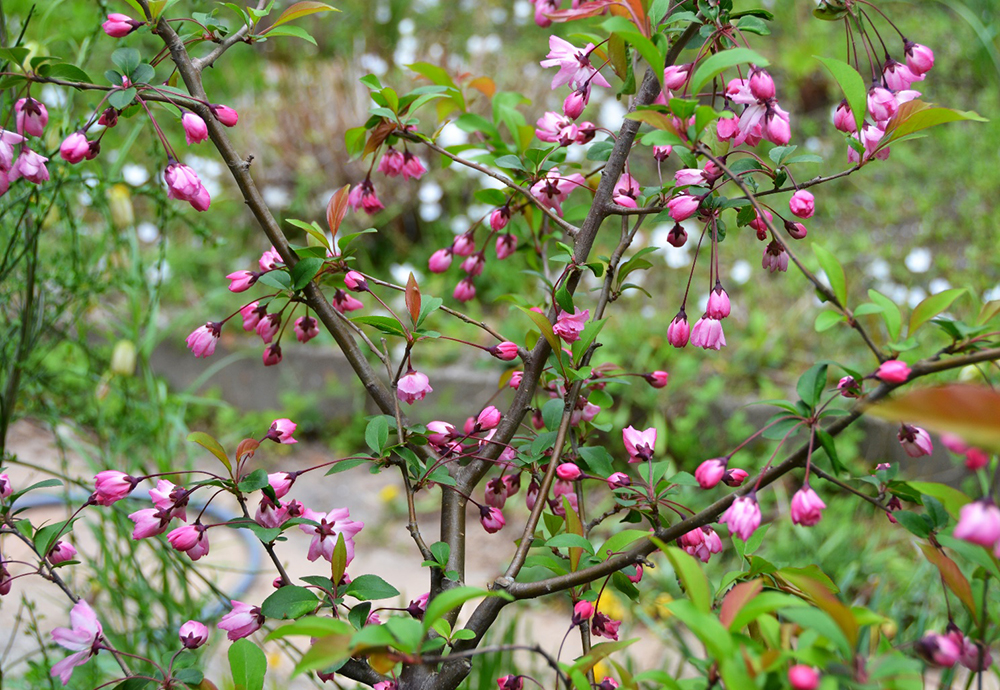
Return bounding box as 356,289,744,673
690,48,769,96
658,543,712,613
111,48,141,76
325,458,369,475
188,431,231,473
238,469,270,493
39,63,93,83
727,591,807,631
34,519,75,558
577,446,615,478
814,310,844,332
868,289,902,341
906,481,970,518
814,55,866,134
257,270,292,291
908,288,966,336
263,1,338,33
290,257,325,290
545,533,595,553
421,587,511,634
601,18,664,88
881,100,987,149
365,415,390,456
815,429,845,474
893,510,933,538
494,154,524,171
267,615,353,640
344,574,401,601
261,586,319,619
516,306,560,354
813,244,847,306
796,363,828,408
541,398,564,432
229,638,267,690
598,530,650,559
780,607,852,656
264,25,318,44
108,87,137,110
130,63,154,84
352,315,407,337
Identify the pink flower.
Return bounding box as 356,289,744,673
407,592,430,619
211,104,239,126
612,173,641,208
167,523,210,560
378,147,405,176
918,632,960,667
262,344,282,366
10,148,49,184
763,108,791,145
267,418,298,444
607,472,630,489
151,479,188,521
300,507,364,563
530,168,586,216
790,486,826,526
476,405,502,431
898,424,933,457
882,59,923,91
572,600,594,624
341,270,367,292
626,564,643,583
623,425,656,463
50,600,102,684
186,322,221,358
453,278,477,302
653,144,673,160
663,63,691,90
788,665,820,690
536,111,579,145
722,468,749,487
0,130,24,172
426,421,456,448
876,359,911,383
485,477,508,509
255,313,281,343
179,620,209,649
965,448,989,471
182,112,209,145
218,600,264,641
940,433,969,454
347,179,384,215
563,87,588,119
453,233,476,257
695,458,727,489
556,463,582,481
240,302,265,332
717,115,739,141
690,316,726,350
953,500,1000,546
60,133,91,164
0,472,11,499
427,247,453,273
227,270,257,293
644,370,669,388
258,246,282,271
479,505,505,533
905,41,935,75
706,283,731,319
591,612,621,640
667,194,700,222
490,207,511,232
93,470,136,505
540,36,611,90
402,152,426,180
667,311,690,348
833,100,857,133
762,241,788,273
332,289,364,313
789,189,814,218
749,66,775,100
164,162,211,212
498,675,524,690
268,472,297,499
667,224,688,246
294,315,319,343
14,98,48,137
720,495,762,541
462,253,485,276
398,370,432,404
102,12,142,37
128,508,171,539
508,371,523,389
553,307,589,343
490,341,519,361
867,86,898,123
959,638,993,671
681,527,723,562
48,541,78,565
674,168,706,187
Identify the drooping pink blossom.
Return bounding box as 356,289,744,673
0,472,11,499
93,471,136,505
462,253,485,277
407,592,429,619
690,316,726,350
402,152,426,180
904,41,935,75
540,36,611,90
666,194,700,222
102,12,142,37
217,600,264,641
536,111,579,146
622,425,656,463
663,63,691,91
833,100,857,133
722,468,749,487
186,322,222,358
255,313,281,343
748,66,775,101
182,112,209,145
644,370,669,388
48,541,78,565
789,190,815,218
563,87,589,119
299,507,364,563
164,162,211,212
267,418,297,444
489,341,519,361
333,288,364,313
378,147,406,177
10,148,49,184
917,632,960,667
790,486,826,526
453,278,477,302
706,283,731,319
762,240,788,272
50,600,103,684
179,620,209,649
60,133,91,164
667,311,690,348
591,611,621,640
294,315,319,343
607,472,630,489
210,104,238,127
167,523,210,560
612,173,641,208
530,168,586,217
572,600,594,624
398,370,432,404
497,675,524,690
241,302,265,332
898,424,933,457
128,507,172,539
14,98,48,137
259,246,282,271
876,359,911,383
556,463,582,481
347,179,384,215
479,505,505,533
720,495,762,541
695,458,727,489
262,344,282,366
953,500,1000,546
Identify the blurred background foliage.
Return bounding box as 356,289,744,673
1,0,999,686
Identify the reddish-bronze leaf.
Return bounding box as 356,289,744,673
362,120,397,160
326,184,350,237
868,384,1000,451
405,273,421,325
719,579,763,629
236,438,259,461
467,76,496,98
919,543,978,623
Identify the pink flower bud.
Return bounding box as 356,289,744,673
211,104,239,127
401,152,426,180
508,371,523,389
763,109,791,145
103,12,143,37
785,220,808,240
48,541,77,565
556,463,582,481
690,316,726,350
722,468,749,487
462,253,485,277
695,459,727,489
453,278,476,302
667,194,700,222
653,144,673,161
663,63,691,91
905,40,935,75
833,100,857,133
267,418,298,444
343,270,368,292
347,179,384,215
164,162,211,212
60,132,91,164
498,674,524,690
332,289,364,313
789,190,814,218
706,282,731,319
626,563,643,583
378,147,406,177
14,98,48,137
867,86,898,123
762,240,788,273
563,87,588,120
964,448,989,471
182,112,209,145
953,500,1000,546
167,523,210,560
876,359,911,383
959,638,992,671
918,632,960,667
255,313,281,344
218,600,264,641
241,302,265,332
259,246,282,271
572,600,594,624
479,505,505,533
490,341,519,361
428,248,453,273
490,206,511,232
484,477,508,509
179,620,209,649
837,376,862,398
94,470,137,505
477,405,502,431
898,424,933,457
398,370,432,404
268,472,296,499
720,495,762,541
452,232,476,257
262,344,283,366
790,486,826,526
644,370,669,388
553,307,589,343
717,115,739,141
495,233,517,260
607,472,631,489
940,433,969,454
186,321,222,358
667,311,690,348
407,592,429,619
748,67,775,100
623,426,656,463
788,665,820,690
294,316,319,343
0,473,11,499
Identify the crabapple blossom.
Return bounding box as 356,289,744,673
150,480,188,521
877,359,911,383
695,459,727,489
299,508,364,563
720,495,762,541
489,342,519,361
167,523,210,561
479,506,505,533
452,233,476,257
179,620,209,649
407,592,429,619
102,12,142,37
128,508,171,539
182,112,209,145
255,313,280,343
789,190,815,218
959,638,993,671
453,278,476,302
904,40,935,75
790,486,826,526
485,477,508,509
749,66,775,100
883,59,923,91
490,207,510,231
762,241,788,272
563,87,588,119
540,36,611,90
476,406,502,431
10,149,49,184
226,270,257,292
241,302,265,331
218,601,264,641
397,370,432,404
498,675,524,690
14,98,48,137
591,612,621,640
50,600,102,684
722,468,749,487
667,311,690,348
48,541,78,565
461,253,485,276
572,600,594,624
706,283,731,319
952,500,1000,546
59,133,91,164
0,473,11,499
378,147,405,176
788,665,820,690
612,173,641,208
267,418,298,444
667,194,700,222
556,463,582,481
294,316,319,343
917,632,960,667
186,322,221,358
607,472,630,489
164,162,211,211
833,100,857,133
897,424,933,457
333,289,364,313
644,370,669,388
530,168,586,216
428,248,453,273
262,344,282,366
663,63,691,90
536,111,578,145
93,471,137,505
690,316,726,350
553,307,589,342
259,246,282,271
211,104,239,126
964,448,989,470
347,179,384,215
622,426,656,463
